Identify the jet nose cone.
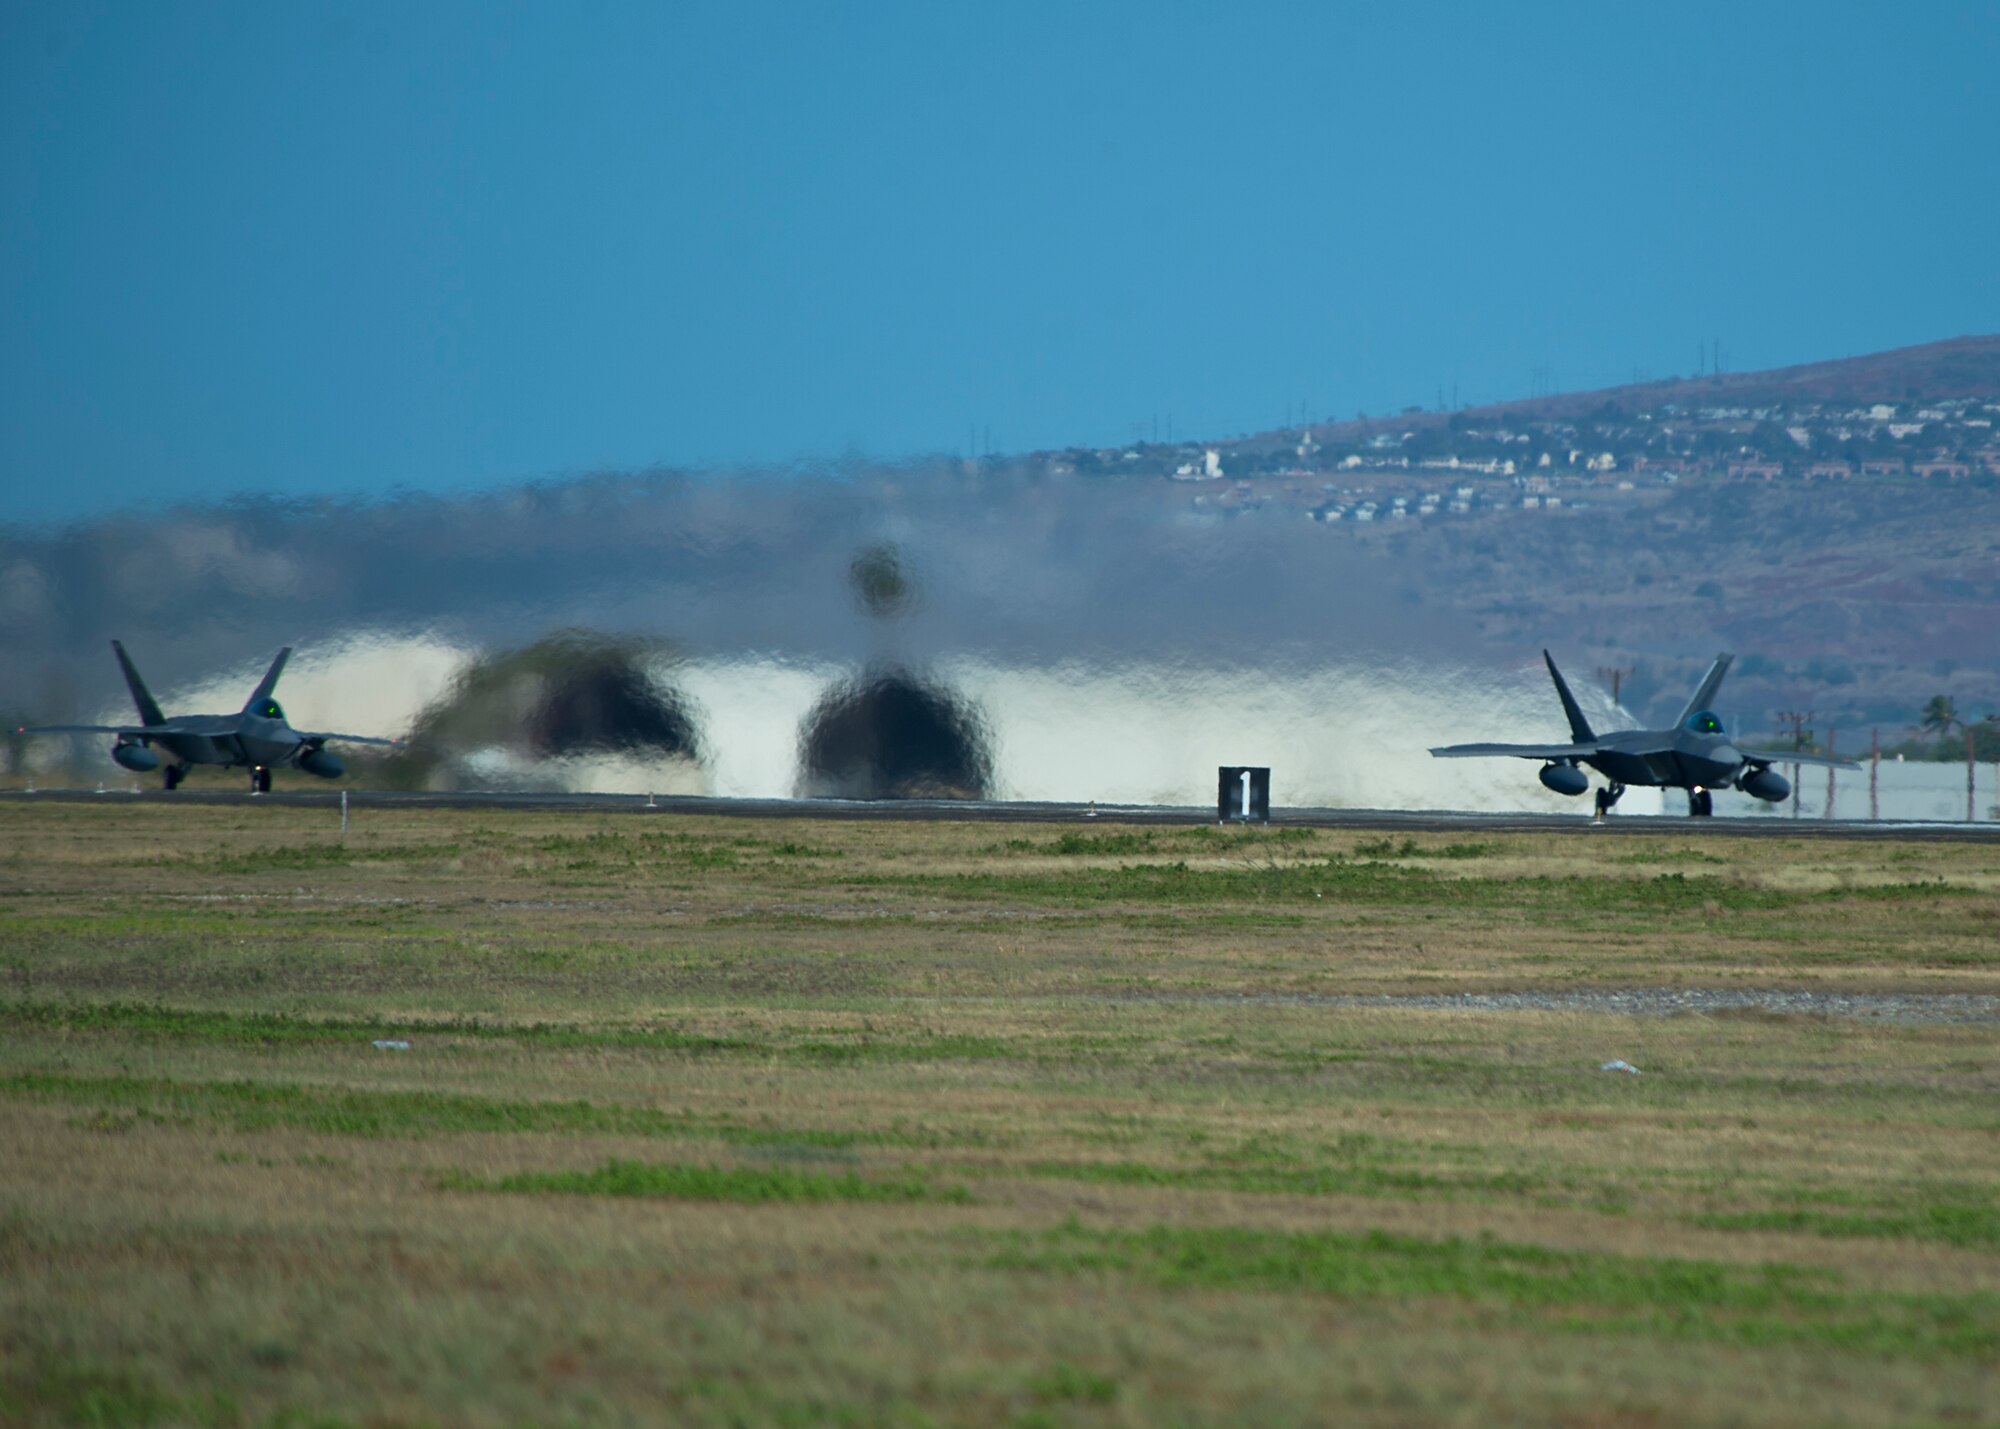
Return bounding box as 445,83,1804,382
1711,745,1743,766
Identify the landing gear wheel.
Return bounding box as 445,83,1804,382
1687,788,1713,818
251,766,272,795
163,766,184,791
1593,782,1626,820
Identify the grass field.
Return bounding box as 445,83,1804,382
0,800,1995,1426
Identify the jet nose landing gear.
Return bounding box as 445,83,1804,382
1592,782,1626,822
1686,786,1713,818
251,766,272,795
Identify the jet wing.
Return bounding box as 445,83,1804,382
16,722,182,737
1740,749,1862,771
297,731,401,747
1429,741,1602,760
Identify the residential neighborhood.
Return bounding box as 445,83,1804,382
1035,387,2000,528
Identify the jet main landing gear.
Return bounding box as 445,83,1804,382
163,766,186,791
1686,787,1713,818
1592,782,1626,822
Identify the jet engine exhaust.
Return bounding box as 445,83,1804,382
796,664,992,800
390,630,704,792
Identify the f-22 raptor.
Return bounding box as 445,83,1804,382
1430,651,1859,817
18,641,397,793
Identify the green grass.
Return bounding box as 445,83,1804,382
190,842,465,873
1018,1154,1535,1201
994,826,1319,857
1612,847,1729,865
451,1157,971,1205
979,1222,2000,1358
1689,1202,2000,1250
0,1071,887,1148
873,859,1804,912
0,1002,1023,1064
0,1000,757,1052
0,1361,245,1429
1352,837,1496,859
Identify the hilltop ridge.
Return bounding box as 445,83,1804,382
1033,335,2000,486
1340,333,2000,434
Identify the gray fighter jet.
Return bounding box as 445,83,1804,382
18,641,397,793
1430,650,1859,817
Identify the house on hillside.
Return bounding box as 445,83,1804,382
1726,460,1785,480
1172,449,1226,481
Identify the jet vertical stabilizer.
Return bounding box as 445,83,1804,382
1541,650,1596,744
1675,653,1734,727
243,648,292,712
110,640,167,727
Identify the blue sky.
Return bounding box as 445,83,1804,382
4,1,1996,522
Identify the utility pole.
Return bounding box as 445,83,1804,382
1776,710,1814,818
1596,665,1632,710
1824,727,1836,820
1869,727,1879,821
1970,720,1979,823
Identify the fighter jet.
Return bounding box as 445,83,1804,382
1430,650,1858,817
17,641,397,793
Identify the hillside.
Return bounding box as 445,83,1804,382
1329,333,2000,437
1027,334,2000,733
1032,335,2000,484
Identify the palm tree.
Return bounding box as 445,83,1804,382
1918,694,1962,742
1918,698,1991,821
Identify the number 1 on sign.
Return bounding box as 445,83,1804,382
1240,768,1252,819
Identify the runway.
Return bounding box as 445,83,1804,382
5,786,1997,842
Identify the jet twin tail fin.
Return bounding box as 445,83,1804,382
1542,650,1596,744
244,648,292,711
110,640,167,728
1675,653,1733,726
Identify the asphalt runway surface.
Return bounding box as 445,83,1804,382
5,786,1997,842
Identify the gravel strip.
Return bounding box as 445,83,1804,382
1126,988,2000,1023
1346,989,1999,1022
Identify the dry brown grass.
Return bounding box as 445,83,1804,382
0,802,1995,1426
